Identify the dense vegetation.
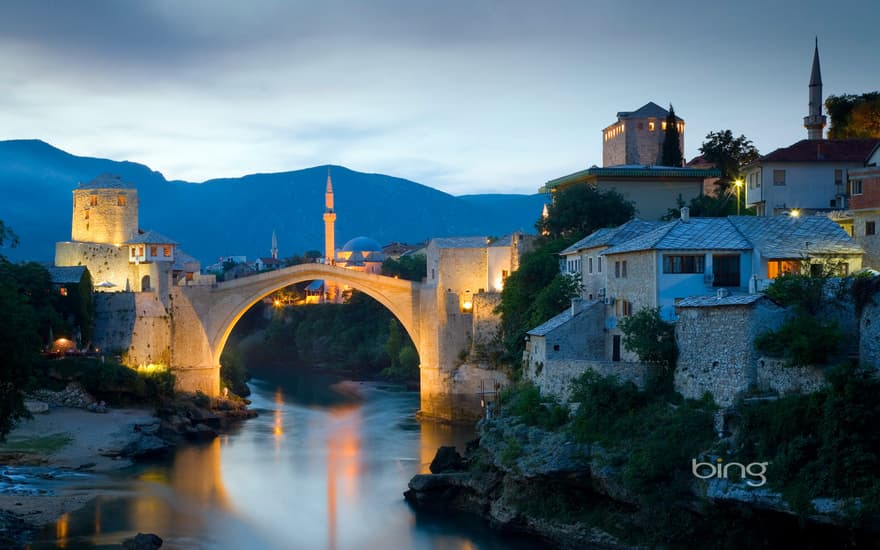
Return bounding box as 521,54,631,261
825,92,880,139
30,357,175,405
660,104,684,167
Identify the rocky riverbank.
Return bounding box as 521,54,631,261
405,414,880,549
0,385,257,547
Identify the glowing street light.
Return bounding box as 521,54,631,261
734,179,744,216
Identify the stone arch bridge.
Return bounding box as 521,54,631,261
167,262,483,421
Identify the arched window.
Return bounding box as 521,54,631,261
141,275,151,291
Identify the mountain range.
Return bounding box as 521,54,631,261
0,140,548,264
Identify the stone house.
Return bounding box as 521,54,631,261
601,101,685,167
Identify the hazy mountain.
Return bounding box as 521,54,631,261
0,140,548,263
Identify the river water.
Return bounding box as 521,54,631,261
26,373,539,549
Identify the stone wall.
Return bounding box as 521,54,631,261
526,358,650,401
71,187,139,244
93,292,171,367
859,299,880,369
605,250,656,362
471,292,502,359
755,357,826,397
55,241,162,292
675,300,786,406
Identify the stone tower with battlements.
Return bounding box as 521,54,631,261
804,38,827,140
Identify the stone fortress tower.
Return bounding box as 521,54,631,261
602,102,685,166
71,173,139,244
804,38,827,140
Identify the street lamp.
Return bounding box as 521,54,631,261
734,179,744,215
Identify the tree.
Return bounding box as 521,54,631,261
385,318,402,371
826,92,880,138
618,308,677,368
382,254,427,281
660,104,683,167
699,130,760,193
538,185,636,239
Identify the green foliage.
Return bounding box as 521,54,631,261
736,363,880,514
763,272,827,314
826,92,880,139
497,238,581,361
32,357,175,405
0,220,19,253
850,272,880,317
242,291,418,381
698,129,760,190
538,185,636,239
385,318,402,370
660,104,683,167
618,308,677,368
381,254,427,281
499,381,569,430
568,371,716,494
754,315,843,367
220,346,250,397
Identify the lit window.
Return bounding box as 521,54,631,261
90,195,98,206
118,194,126,206
662,121,667,131
163,246,171,257
150,245,158,257
59,287,68,296
648,120,655,132
767,260,800,279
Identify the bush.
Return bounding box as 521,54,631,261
499,381,569,430
754,315,843,366
618,308,677,368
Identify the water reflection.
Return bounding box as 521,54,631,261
30,375,539,549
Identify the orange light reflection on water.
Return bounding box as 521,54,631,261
326,402,362,550
55,513,69,548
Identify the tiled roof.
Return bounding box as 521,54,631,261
729,215,863,258
430,236,487,249
676,294,768,308
754,139,878,164
126,230,178,245
603,218,751,255
172,249,199,270
47,265,87,284
560,220,664,255
78,173,135,190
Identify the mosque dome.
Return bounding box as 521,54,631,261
341,236,382,253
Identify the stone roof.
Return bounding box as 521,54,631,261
560,220,665,255
126,230,178,245
729,215,863,258
675,294,767,308
430,236,488,249
47,265,87,284
616,102,681,121
603,218,751,255
172,249,199,270
527,307,579,337
342,236,382,253
78,173,135,190
753,139,878,164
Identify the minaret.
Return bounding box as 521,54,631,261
323,168,336,265
804,37,827,140
271,230,278,260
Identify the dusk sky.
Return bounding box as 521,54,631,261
0,0,878,195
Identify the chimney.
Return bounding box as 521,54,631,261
681,206,690,222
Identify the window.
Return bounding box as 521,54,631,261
616,299,632,317
638,122,644,130
588,257,593,274
59,287,68,297
597,257,603,273
163,246,171,257
117,194,126,206
834,169,844,187
502,269,509,281
663,255,705,274
84,210,90,220
150,245,158,257
614,260,628,278
852,179,863,195
648,120,655,132
90,195,98,206
773,170,786,186
767,260,800,279
867,221,876,236
661,121,667,131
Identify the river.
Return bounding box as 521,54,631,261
25,372,541,549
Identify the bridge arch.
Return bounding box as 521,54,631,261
204,264,422,369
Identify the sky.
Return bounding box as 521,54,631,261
0,0,878,196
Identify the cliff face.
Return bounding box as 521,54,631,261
405,415,880,549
